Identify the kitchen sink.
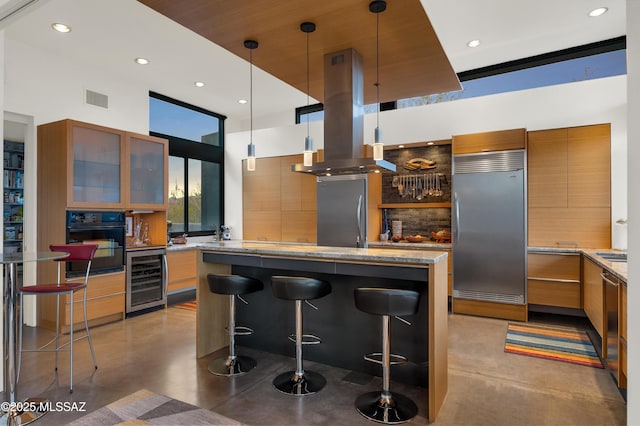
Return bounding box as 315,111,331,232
595,252,627,262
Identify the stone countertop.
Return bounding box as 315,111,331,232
581,249,628,284
194,240,447,265
529,246,627,283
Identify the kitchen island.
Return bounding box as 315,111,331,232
194,241,448,422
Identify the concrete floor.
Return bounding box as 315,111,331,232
3,307,626,425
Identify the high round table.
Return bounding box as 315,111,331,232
1,251,69,425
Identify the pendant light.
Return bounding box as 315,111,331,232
301,22,316,167
245,39,259,171
370,0,386,161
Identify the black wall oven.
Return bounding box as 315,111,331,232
66,211,126,278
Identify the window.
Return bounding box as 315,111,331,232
296,37,627,120
149,92,226,236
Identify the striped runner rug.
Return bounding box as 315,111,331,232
505,322,603,368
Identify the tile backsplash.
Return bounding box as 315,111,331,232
383,208,451,239
379,144,452,240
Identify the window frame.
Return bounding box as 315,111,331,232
149,91,226,237
295,36,626,121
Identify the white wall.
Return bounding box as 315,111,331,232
626,0,638,422
5,38,148,132
226,76,628,248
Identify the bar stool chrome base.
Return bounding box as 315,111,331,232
208,355,257,377
0,397,49,426
355,391,418,424
273,370,326,396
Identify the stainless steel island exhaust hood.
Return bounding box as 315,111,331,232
292,48,396,176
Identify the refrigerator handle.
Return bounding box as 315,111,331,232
356,194,363,248
162,253,169,306
453,192,460,244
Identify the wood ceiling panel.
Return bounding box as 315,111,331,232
138,0,461,103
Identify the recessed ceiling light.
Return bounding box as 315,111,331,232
134,57,149,65
238,99,248,104
589,7,608,17
194,81,205,87
51,23,71,33
467,39,481,48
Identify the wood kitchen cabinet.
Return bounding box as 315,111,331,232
38,119,169,210
38,271,126,333
452,128,525,155
527,252,581,309
582,257,605,341
527,124,611,248
37,119,168,330
126,133,169,210
167,249,198,293
620,282,627,389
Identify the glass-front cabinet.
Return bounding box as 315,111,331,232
126,133,168,209
70,123,126,208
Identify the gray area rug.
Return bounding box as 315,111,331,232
68,389,243,425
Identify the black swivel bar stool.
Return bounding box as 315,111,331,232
354,287,420,424
271,276,331,396
207,274,263,376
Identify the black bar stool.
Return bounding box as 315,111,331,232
354,287,420,424
207,274,263,376
271,276,331,396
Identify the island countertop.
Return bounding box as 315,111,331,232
194,240,448,265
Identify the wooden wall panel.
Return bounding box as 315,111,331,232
528,207,611,248
567,124,611,208
527,128,568,208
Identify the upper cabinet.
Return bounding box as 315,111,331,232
68,122,126,209
38,119,168,211
452,128,526,155
527,124,611,248
126,133,168,210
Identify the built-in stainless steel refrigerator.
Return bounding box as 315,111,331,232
452,150,526,304
317,174,367,248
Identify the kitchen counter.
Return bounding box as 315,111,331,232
529,246,627,282
196,240,448,422
582,249,627,283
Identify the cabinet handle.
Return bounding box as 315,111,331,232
528,277,580,283
600,272,619,287
556,241,578,247
162,253,169,300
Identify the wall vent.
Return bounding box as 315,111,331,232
85,89,109,109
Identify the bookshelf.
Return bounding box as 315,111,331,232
4,140,24,253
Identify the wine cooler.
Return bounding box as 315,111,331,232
126,248,167,314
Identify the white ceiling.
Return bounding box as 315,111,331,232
3,0,627,126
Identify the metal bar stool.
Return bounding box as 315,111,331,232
354,287,420,424
18,243,99,393
207,274,263,376
271,276,331,396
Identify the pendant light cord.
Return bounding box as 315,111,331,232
306,29,310,138
376,9,380,129
250,47,253,145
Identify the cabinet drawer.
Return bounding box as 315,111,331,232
66,271,125,302
167,250,197,283
528,253,580,280
528,279,581,308
64,292,125,325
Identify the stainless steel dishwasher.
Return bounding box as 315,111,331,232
602,271,619,383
